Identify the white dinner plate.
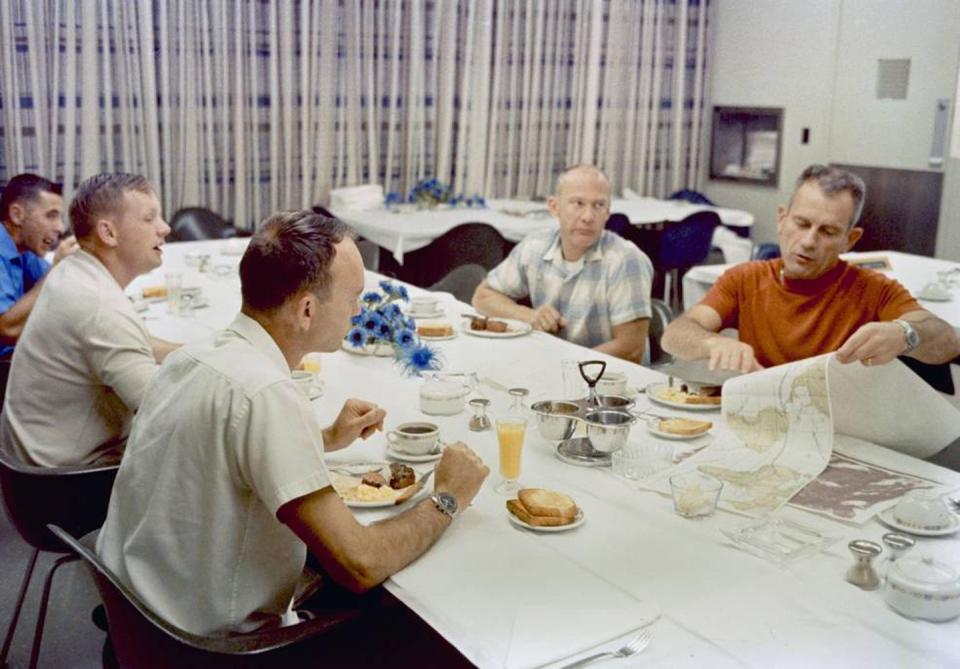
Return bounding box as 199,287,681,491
645,421,711,441
331,468,429,508
461,318,532,339
507,509,585,533
409,309,446,320
877,508,959,537
645,382,721,412
418,332,457,341
386,445,443,463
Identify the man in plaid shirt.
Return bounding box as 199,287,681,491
473,165,653,363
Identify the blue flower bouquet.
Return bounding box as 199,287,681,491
344,280,442,376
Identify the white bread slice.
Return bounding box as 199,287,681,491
658,418,712,436
506,499,572,527
417,322,454,337
517,488,578,521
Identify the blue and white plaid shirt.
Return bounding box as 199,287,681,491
485,229,653,348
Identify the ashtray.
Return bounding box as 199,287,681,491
722,516,839,564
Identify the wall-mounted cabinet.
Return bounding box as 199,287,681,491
709,106,783,187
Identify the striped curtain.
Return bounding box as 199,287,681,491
0,0,710,230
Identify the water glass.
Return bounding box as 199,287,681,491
670,471,723,518
165,271,183,314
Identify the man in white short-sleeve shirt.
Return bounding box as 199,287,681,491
1,173,179,466
472,165,653,363
97,211,489,636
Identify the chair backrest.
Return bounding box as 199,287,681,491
751,242,782,260
0,438,118,552
428,263,488,304
169,208,237,242
667,189,716,206
648,298,674,366
404,223,513,287
47,526,363,668
657,211,721,271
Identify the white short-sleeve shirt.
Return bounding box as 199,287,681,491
96,313,331,635
2,250,157,466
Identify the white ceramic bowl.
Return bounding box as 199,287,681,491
419,379,469,415
884,555,960,622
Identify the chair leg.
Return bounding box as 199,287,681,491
28,554,76,669
1,547,39,667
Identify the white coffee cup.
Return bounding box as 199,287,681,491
892,489,953,531
291,370,318,398
387,422,440,455
596,371,627,396
410,296,438,315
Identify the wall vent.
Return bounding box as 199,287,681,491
876,59,910,100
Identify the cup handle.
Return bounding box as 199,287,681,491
387,431,398,445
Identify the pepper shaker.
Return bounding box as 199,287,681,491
880,532,916,577
846,539,883,590
468,398,491,431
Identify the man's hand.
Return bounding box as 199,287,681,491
322,399,386,452
835,321,907,367
433,442,489,509
529,305,566,333
53,235,79,264
705,336,763,373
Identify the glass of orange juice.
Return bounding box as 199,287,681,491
495,388,529,494
301,352,323,374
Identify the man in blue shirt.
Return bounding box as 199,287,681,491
0,174,78,357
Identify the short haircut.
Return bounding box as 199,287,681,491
791,164,866,228
240,210,352,312
69,173,154,239
0,173,62,223
554,164,611,198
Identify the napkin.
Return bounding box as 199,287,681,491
505,602,659,669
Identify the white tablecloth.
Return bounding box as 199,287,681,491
332,197,754,264
682,251,960,333
129,240,960,668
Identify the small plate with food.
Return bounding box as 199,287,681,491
645,417,713,441
462,316,532,339
331,463,429,508
506,488,584,532
645,382,721,411
416,321,457,341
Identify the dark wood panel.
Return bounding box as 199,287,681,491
831,163,942,256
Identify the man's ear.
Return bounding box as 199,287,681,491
8,202,25,226
295,291,315,331
95,218,120,248
845,226,864,251
547,195,560,218
775,204,787,233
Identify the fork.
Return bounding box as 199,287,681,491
558,628,652,669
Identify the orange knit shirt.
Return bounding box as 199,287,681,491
700,259,921,368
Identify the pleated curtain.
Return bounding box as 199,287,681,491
0,0,710,231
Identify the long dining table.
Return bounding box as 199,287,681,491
128,239,960,668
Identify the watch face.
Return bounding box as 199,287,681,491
435,492,458,516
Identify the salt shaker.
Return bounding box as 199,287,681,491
880,532,916,577
846,539,883,590
468,398,491,431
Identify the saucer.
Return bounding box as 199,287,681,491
507,509,585,533
410,309,445,320
386,444,443,463
877,507,959,537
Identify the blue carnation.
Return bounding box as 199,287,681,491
397,343,442,377
346,327,367,348
361,310,383,332
362,291,382,304
397,285,409,300
350,314,363,326
382,303,402,319
394,328,416,348
376,320,392,339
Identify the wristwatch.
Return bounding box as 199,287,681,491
893,319,919,354
430,492,459,519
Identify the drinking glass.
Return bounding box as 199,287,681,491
495,389,528,494
165,271,183,314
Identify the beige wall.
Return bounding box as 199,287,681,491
703,0,960,250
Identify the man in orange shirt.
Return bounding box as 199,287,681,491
662,164,960,372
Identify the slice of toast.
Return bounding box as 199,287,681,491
517,488,579,521
506,499,572,527
658,418,712,436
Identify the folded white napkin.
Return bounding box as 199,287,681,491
505,603,659,669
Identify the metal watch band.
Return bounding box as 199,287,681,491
893,319,919,354
430,492,458,519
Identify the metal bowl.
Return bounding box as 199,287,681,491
584,409,636,453
530,400,581,441
592,395,635,411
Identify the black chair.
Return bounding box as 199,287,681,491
657,211,720,312
0,441,119,669
169,208,239,242
751,242,781,260
47,526,368,669
648,298,674,367
0,357,10,410
428,263,488,304
379,223,514,288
